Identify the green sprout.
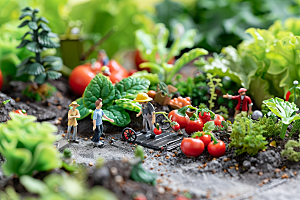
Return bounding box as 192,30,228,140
206,73,222,110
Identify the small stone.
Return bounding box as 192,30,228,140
110,167,118,175
15,97,20,102
89,162,93,166
159,162,162,165
166,156,169,159
58,117,62,120
262,179,269,184
258,172,263,176
275,168,281,173
57,105,62,109
144,155,147,158
281,174,289,179
294,172,297,175
48,102,51,106
115,175,124,184
150,167,153,170
157,186,165,194
242,161,251,169
26,101,30,104
85,138,88,141
161,174,164,176
62,134,65,137
122,158,128,163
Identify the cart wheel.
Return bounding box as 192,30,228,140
156,114,170,130
122,128,137,143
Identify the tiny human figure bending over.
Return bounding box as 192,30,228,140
67,101,81,143
92,98,114,147
135,93,156,139
223,88,253,118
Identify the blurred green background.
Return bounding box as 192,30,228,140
0,0,299,64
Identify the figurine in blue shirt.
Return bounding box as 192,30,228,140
91,98,114,147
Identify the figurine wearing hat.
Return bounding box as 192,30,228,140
223,88,253,117
92,98,114,147
67,101,81,143
135,93,156,138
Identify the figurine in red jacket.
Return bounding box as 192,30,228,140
223,88,253,117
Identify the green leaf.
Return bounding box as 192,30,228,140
166,48,208,83
43,57,63,71
103,105,130,127
46,70,61,80
115,77,150,100
26,62,44,75
19,11,32,20
18,20,30,28
38,32,60,48
203,121,215,132
28,22,38,30
26,41,44,53
21,7,33,12
20,175,48,195
34,73,47,84
17,40,31,48
83,74,115,110
0,53,21,77
37,17,49,24
115,99,141,112
131,70,160,86
263,97,300,125
248,77,273,109
39,23,51,32
139,62,164,74
21,31,33,40
43,56,61,63
72,98,92,121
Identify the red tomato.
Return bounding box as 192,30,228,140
14,109,27,116
134,50,175,71
154,127,162,135
196,134,212,147
212,114,225,126
207,140,226,157
169,110,190,129
172,124,180,131
184,118,204,135
175,195,190,200
198,112,211,124
0,70,3,90
69,60,129,96
181,138,204,157
133,193,147,200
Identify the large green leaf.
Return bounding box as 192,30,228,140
139,62,164,74
18,20,30,28
166,48,208,83
20,176,48,195
103,105,131,127
34,73,47,84
83,74,115,110
248,77,273,109
39,23,51,32
115,77,150,100
38,32,60,48
115,99,141,112
263,97,300,125
37,17,49,24
46,70,61,80
19,11,32,20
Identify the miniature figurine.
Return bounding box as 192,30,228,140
92,98,114,147
223,88,253,118
134,93,156,138
67,101,81,143
97,49,109,66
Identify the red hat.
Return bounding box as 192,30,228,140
238,88,247,93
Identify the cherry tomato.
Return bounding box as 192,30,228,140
169,110,190,129
185,118,204,135
154,127,162,135
172,124,180,131
107,60,129,83
14,109,27,116
181,138,204,157
0,70,3,90
147,90,157,99
207,140,226,157
286,91,291,101
175,195,190,200
212,114,225,126
133,193,147,200
195,134,212,147
199,112,211,124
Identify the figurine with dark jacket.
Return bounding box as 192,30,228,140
223,88,253,117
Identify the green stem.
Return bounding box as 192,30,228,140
205,132,218,145
294,87,297,104
155,111,171,123
280,123,289,139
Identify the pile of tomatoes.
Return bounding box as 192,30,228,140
169,97,191,108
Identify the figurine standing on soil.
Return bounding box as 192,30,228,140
67,101,81,143
223,88,253,118
92,98,114,147
135,93,156,138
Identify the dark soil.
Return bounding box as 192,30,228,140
1,76,300,200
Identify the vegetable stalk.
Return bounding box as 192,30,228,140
280,124,289,139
